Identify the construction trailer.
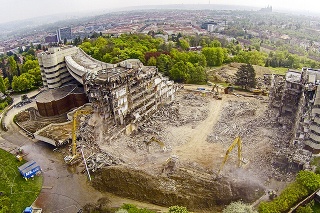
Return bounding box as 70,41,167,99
18,160,41,179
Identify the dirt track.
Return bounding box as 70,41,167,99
173,97,225,169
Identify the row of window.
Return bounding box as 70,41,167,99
42,61,65,69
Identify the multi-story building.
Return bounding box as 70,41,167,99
37,46,178,137
44,34,59,43
37,46,78,89
57,27,72,42
270,68,320,152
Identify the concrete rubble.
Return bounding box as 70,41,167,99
85,152,122,172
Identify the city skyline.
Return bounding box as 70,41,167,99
0,0,319,24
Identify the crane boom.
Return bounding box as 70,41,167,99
218,136,242,174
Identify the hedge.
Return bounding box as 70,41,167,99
258,171,320,213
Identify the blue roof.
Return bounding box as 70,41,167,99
18,160,36,172
18,161,41,178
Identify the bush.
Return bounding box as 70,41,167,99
118,204,155,213
296,205,313,213
258,170,320,213
168,206,190,213
297,170,320,192
223,201,257,213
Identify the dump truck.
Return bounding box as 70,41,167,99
23,206,42,213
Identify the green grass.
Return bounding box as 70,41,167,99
312,201,320,212
268,67,291,75
0,148,43,212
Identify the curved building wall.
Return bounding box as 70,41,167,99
36,85,88,116
37,46,78,89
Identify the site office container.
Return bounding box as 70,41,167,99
18,160,41,179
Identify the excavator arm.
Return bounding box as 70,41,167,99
65,108,93,164
218,136,242,174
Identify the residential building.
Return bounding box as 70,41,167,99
57,27,72,42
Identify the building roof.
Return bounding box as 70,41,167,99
36,84,84,103
286,71,301,83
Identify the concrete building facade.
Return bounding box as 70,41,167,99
58,27,72,41
83,59,177,130
37,46,178,137
37,46,78,89
270,68,320,152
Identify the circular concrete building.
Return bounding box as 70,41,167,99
36,84,88,117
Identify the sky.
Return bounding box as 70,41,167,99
0,0,319,24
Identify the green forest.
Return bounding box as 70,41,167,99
1,32,320,93
78,33,320,85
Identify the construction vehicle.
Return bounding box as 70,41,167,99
212,84,222,100
218,136,243,174
23,206,42,213
64,109,93,164
15,147,28,161
146,137,166,152
252,88,269,96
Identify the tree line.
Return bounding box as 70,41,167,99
0,47,42,93
78,33,320,86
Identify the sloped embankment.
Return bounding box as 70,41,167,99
92,166,264,211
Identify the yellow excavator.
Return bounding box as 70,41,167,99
64,108,93,164
218,136,242,174
146,137,167,152
212,84,222,100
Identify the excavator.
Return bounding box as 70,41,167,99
64,108,93,164
212,84,222,100
145,137,167,152
218,136,243,174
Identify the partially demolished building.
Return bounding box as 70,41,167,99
37,46,178,139
270,68,320,152
83,59,177,134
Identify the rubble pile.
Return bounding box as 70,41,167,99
151,93,209,127
207,98,301,181
85,152,122,172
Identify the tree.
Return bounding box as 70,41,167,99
11,73,35,92
169,61,190,83
235,64,256,90
156,54,172,75
22,59,38,73
0,77,6,94
168,206,189,213
7,56,17,77
3,78,9,90
202,47,226,67
27,67,42,86
223,201,257,213
296,170,320,192
179,39,190,51
147,57,157,66
188,65,207,84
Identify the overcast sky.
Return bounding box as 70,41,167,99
0,0,319,24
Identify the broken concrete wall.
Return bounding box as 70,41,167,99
84,60,178,140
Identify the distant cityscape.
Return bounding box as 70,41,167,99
1,4,320,60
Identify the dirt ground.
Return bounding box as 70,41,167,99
88,86,297,210
15,85,298,210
